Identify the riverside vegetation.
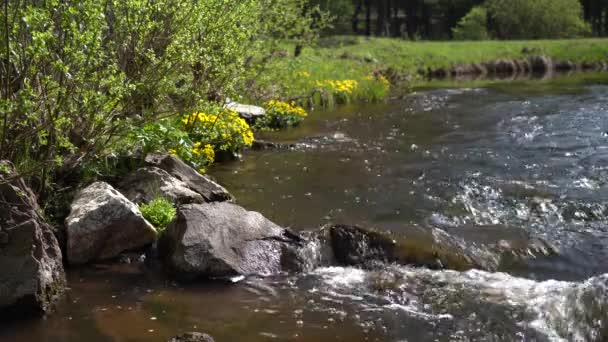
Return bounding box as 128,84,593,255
2,0,608,195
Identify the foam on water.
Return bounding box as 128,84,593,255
312,265,608,341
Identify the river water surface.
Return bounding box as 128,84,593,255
2,74,608,341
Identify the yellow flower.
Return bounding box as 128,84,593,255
264,100,308,119
183,109,253,152
378,74,391,89
202,144,215,163
316,79,359,95
297,71,311,78
168,149,177,155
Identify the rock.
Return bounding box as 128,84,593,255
251,140,296,151
145,153,232,202
0,161,65,317
168,332,215,342
120,167,205,205
554,60,576,72
428,67,448,78
528,56,554,74
65,182,157,265
581,61,602,71
513,59,531,74
224,101,266,121
329,224,483,270
493,59,516,74
327,224,556,272
160,202,308,279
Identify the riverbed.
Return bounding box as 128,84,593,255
2,73,608,341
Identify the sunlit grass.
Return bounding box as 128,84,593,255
253,36,608,105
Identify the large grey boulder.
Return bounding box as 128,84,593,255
160,202,307,279
0,161,65,317
66,182,157,265
145,153,232,202
120,167,205,205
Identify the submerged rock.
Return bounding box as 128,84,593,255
65,182,157,265
120,167,205,205
251,140,296,151
168,332,215,342
328,224,484,270
327,224,556,273
0,161,66,317
145,153,232,202
160,202,310,279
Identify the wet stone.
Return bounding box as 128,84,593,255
0,230,8,246
168,332,215,342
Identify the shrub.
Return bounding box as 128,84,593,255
452,6,489,41
131,107,252,173
357,74,391,102
485,0,590,39
182,109,254,155
139,197,176,233
0,0,329,194
316,79,360,103
255,100,308,130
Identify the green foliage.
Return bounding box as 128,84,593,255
0,163,10,175
254,100,308,130
250,48,394,107
0,0,329,193
130,107,253,173
181,108,254,155
311,0,353,32
139,197,176,232
452,6,489,41
257,0,333,54
485,0,591,39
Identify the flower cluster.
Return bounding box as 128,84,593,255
297,70,311,78
182,109,254,151
255,100,308,130
131,108,253,174
365,74,391,89
315,79,359,95
378,74,391,89
192,142,215,163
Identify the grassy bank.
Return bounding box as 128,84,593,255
252,36,608,104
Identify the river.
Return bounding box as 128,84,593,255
2,73,608,341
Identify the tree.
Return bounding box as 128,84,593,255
0,0,328,193
452,6,489,40
485,0,590,39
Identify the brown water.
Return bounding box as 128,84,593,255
3,73,608,341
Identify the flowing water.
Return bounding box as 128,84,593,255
3,74,608,341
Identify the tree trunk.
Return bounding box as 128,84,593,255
404,1,418,39
375,0,386,36
352,0,363,34
364,0,372,37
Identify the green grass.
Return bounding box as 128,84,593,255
252,36,608,104
139,197,177,233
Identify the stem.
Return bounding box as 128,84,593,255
1,0,9,157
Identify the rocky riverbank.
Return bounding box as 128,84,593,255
424,55,608,79
0,150,575,340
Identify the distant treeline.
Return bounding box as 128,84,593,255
315,0,608,39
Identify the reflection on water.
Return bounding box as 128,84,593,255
213,76,608,281
2,73,608,341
